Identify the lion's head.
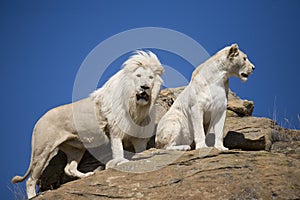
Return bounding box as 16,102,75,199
89,50,163,137
227,43,255,82
131,67,155,106
122,50,164,108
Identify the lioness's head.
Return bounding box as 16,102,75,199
123,50,164,106
227,43,255,82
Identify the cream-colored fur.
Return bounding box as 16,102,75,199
155,44,255,151
11,50,164,199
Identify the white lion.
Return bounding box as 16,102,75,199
155,44,255,151
11,50,164,199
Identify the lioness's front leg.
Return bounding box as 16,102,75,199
191,105,207,149
106,136,129,168
213,110,228,151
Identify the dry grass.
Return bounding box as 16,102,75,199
7,183,27,200
298,114,300,129
272,96,299,130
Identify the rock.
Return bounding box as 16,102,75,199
224,117,300,151
38,149,105,192
224,117,272,151
156,86,185,111
227,90,254,117
35,148,300,200
37,87,300,195
271,141,300,159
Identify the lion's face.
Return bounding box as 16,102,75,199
131,66,156,106
228,44,255,82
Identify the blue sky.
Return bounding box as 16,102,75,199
1,0,300,199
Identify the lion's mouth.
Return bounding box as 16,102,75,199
136,91,150,103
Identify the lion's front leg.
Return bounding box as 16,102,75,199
106,136,129,169
191,105,207,149
213,110,228,151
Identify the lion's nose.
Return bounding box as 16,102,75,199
252,65,255,71
141,85,150,90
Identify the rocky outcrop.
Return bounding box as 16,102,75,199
35,87,300,199
35,147,300,199
224,116,300,151
227,90,254,117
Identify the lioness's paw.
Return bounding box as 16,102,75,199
215,145,229,151
106,158,129,169
195,143,208,150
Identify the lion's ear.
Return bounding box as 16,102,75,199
228,43,239,58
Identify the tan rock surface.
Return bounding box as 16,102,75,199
227,90,254,117
35,147,300,200
35,87,300,198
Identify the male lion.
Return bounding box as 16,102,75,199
155,44,255,151
11,50,164,199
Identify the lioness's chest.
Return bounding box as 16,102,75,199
201,86,227,112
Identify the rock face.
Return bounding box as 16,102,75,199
35,147,300,200
227,90,254,117
224,116,300,151
34,87,300,199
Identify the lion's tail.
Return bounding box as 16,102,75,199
11,153,33,183
11,128,35,184
11,172,31,183
11,146,33,183
11,155,32,183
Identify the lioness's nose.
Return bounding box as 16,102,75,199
141,85,150,90
252,65,255,71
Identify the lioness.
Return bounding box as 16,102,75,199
11,50,164,199
155,44,255,151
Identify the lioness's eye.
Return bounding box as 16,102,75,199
243,57,247,61
149,76,154,79
136,74,141,77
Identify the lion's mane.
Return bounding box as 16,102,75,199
91,50,164,139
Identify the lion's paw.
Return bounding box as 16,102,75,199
83,171,95,177
166,145,191,151
106,158,129,169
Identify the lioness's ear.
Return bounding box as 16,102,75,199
228,43,239,58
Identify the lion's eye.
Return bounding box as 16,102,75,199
243,57,247,61
149,76,154,79
136,74,141,78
